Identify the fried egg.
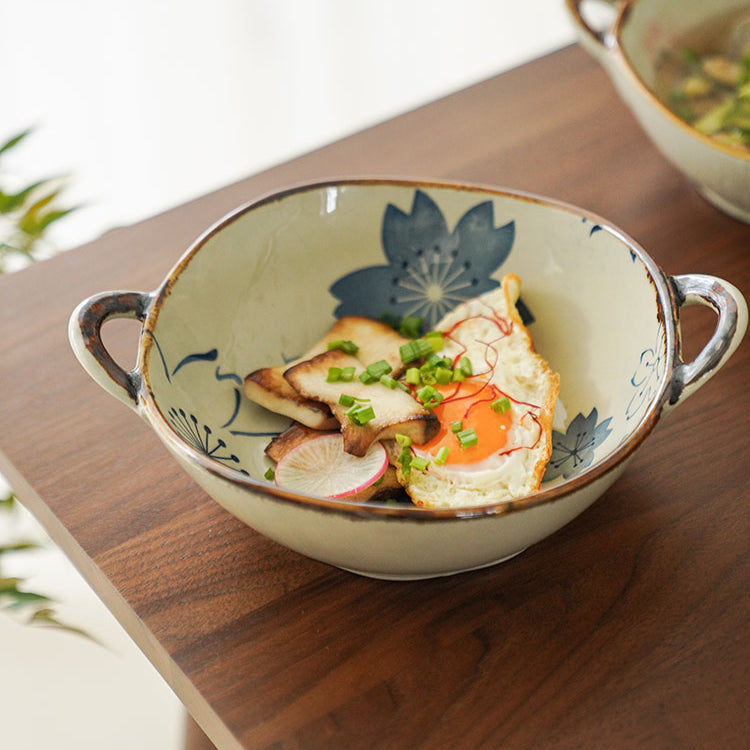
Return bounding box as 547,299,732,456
399,274,560,508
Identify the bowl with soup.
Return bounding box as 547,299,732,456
566,0,750,223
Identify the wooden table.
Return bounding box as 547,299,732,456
1,45,748,750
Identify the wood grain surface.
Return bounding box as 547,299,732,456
1,45,748,750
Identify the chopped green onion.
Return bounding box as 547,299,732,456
405,367,421,385
415,338,435,358
457,428,478,449
398,446,412,475
347,403,376,426
458,356,473,377
395,433,412,447
327,339,359,355
340,366,355,382
426,353,451,369
452,368,465,382
360,358,393,384
379,374,398,389
434,367,453,385
411,456,430,472
399,338,434,364
326,366,342,383
416,384,439,404
419,364,437,385
424,330,444,351
398,315,423,339
425,352,443,368
340,394,370,406
264,467,275,481
399,340,418,364
451,420,463,433
396,379,411,393
366,359,392,378
434,446,450,465
491,397,511,414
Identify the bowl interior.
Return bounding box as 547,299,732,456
142,182,669,499
619,0,750,90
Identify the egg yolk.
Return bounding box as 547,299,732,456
417,378,513,464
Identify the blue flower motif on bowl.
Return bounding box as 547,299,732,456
329,189,515,329
146,332,273,475
167,407,249,476
626,325,665,421
544,408,613,481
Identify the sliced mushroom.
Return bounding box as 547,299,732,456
265,421,335,462
244,316,410,429
284,350,439,457
325,316,411,376
245,365,338,430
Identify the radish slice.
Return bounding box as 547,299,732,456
274,433,388,498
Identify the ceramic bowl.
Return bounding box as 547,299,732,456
69,179,747,579
566,0,750,223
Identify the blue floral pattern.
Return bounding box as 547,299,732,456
167,407,249,475
544,408,613,481
146,331,277,475
626,325,664,421
329,189,515,329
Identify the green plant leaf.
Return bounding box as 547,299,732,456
2,589,52,609
0,128,91,641
0,577,51,608
0,541,39,555
1,128,78,264
0,180,47,214
16,189,60,233
33,205,78,234
0,127,32,159
0,576,23,592
28,607,98,641
0,576,51,609
0,490,16,510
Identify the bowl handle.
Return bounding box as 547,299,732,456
564,0,619,58
667,274,748,409
68,290,153,410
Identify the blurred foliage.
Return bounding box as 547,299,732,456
0,492,93,638
0,128,91,638
0,127,79,272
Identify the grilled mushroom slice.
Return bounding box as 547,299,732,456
244,316,411,429
245,364,338,430
265,422,334,462
284,350,439,457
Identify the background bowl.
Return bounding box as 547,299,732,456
566,0,750,223
69,179,746,579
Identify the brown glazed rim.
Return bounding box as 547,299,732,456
139,177,677,521
614,0,750,162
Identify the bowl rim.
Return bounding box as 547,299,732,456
614,0,750,163
139,177,677,521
